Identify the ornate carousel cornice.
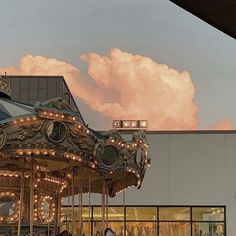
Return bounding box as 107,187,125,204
0,97,150,197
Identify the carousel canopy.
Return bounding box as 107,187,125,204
0,75,150,198
0,98,34,121
0,76,34,120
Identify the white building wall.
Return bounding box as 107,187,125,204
106,132,236,236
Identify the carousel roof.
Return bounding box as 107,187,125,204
0,98,34,121
0,76,34,121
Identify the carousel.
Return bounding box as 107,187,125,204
0,75,150,236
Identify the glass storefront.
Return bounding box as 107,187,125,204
159,222,191,236
60,206,225,236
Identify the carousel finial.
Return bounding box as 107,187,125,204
0,73,12,98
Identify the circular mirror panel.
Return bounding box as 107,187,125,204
101,145,119,167
0,197,16,217
43,201,50,218
46,121,67,142
39,195,55,224
136,148,142,164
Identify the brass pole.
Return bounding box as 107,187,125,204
102,179,106,234
48,222,50,236
106,191,108,228
79,181,83,235
123,190,126,236
30,157,34,236
88,178,91,236
66,185,70,231
17,158,25,236
71,169,75,236
55,187,60,236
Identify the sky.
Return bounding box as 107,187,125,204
0,0,236,130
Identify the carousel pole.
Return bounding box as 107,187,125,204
17,158,25,236
30,157,34,236
105,190,108,229
79,181,83,235
102,179,106,234
55,189,60,236
123,189,126,236
48,222,50,236
66,184,70,232
71,168,75,236
88,177,91,236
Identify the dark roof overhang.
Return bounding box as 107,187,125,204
170,0,236,39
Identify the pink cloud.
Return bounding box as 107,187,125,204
0,50,233,130
80,48,198,130
0,55,80,96
212,120,234,130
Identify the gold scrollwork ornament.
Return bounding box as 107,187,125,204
0,128,6,149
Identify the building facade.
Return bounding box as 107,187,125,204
61,132,231,236
60,205,225,235
7,75,84,124
2,75,232,235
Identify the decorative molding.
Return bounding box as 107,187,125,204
34,97,75,114
0,106,150,196
7,122,44,144
0,128,6,150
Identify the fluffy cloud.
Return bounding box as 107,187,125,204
0,50,233,130
212,120,234,130
0,55,80,96
79,49,198,130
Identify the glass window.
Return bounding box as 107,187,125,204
81,222,91,235
159,207,190,221
93,221,103,236
192,207,224,221
60,207,92,221
192,222,224,236
159,222,191,236
109,222,124,236
71,222,90,235
126,222,157,236
108,207,124,220
59,222,68,232
60,207,72,222
93,207,103,221
80,207,92,221
59,222,91,235
126,207,157,220
93,207,124,221
93,222,124,236
60,206,226,236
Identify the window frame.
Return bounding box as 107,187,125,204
60,205,226,236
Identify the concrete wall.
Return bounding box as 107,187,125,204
66,132,235,235
106,132,236,236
